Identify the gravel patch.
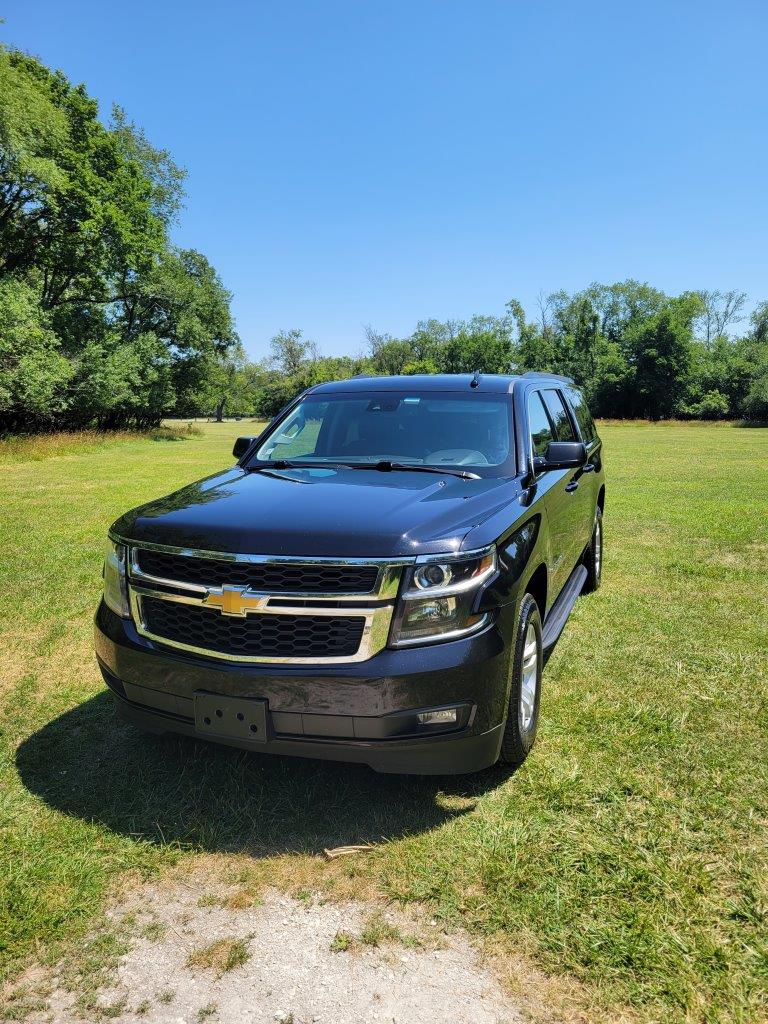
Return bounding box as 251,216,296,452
27,884,525,1024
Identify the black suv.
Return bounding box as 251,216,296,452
95,373,604,774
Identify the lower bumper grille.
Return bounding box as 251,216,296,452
142,596,366,659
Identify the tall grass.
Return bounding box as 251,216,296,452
0,423,202,463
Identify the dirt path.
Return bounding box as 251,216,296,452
27,884,526,1024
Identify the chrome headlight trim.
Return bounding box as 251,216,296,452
103,537,130,618
389,545,498,647
402,545,497,599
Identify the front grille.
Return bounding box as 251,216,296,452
142,597,366,659
136,549,379,595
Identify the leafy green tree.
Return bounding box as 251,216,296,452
402,358,439,375
582,280,669,342
253,374,304,420
623,297,697,418
268,329,317,376
749,301,768,344
694,290,747,345
587,339,634,416
197,344,265,422
371,339,417,375
0,48,173,309
0,278,71,429
0,44,237,433
253,342,371,419
437,329,513,374
742,369,768,421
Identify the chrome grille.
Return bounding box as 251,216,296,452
136,549,379,594
122,540,411,665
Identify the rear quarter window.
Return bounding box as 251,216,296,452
540,389,577,442
565,387,598,444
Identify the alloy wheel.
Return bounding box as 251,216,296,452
594,516,602,581
520,622,539,732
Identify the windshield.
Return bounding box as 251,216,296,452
252,391,514,475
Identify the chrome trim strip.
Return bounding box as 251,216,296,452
403,547,498,599
111,531,414,567
389,613,492,648
131,582,377,618
413,543,495,564
130,557,209,595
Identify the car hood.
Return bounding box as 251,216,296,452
112,465,522,558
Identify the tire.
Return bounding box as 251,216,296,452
498,593,543,767
583,506,603,593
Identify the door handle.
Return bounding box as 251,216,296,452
582,463,596,473
565,481,579,493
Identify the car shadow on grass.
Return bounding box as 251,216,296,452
16,692,511,855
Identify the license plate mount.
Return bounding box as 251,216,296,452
194,693,268,744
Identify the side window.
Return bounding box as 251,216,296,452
528,392,555,457
565,387,597,444
541,390,576,441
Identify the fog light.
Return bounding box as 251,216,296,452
417,708,458,726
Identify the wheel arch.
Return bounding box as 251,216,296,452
524,562,548,619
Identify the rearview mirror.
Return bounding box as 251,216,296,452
533,441,587,472
233,436,257,459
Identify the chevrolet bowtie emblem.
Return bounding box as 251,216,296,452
204,585,268,617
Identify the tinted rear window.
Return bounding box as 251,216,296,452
565,387,597,443
540,389,576,442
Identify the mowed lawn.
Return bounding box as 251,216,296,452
0,421,766,1022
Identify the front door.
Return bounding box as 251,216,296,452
527,391,575,603
539,388,593,573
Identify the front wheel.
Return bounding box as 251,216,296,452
583,506,603,593
498,593,542,767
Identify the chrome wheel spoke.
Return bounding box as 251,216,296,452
594,520,602,577
519,622,539,732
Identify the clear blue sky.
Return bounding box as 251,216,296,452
4,1,767,359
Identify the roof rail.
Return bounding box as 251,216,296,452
521,370,574,384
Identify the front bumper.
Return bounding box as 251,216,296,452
95,601,513,774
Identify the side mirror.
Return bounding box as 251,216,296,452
533,441,587,473
233,436,257,459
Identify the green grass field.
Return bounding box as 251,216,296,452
1,420,766,1022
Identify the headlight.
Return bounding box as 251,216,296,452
389,546,497,646
103,537,130,617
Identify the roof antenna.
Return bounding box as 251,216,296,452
470,369,481,389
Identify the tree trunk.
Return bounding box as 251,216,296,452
215,397,227,422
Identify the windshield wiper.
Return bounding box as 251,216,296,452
354,460,480,480
248,459,480,480
247,460,345,472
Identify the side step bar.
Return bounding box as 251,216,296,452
541,564,587,651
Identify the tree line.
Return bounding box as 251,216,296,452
252,285,768,422
1,44,767,433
